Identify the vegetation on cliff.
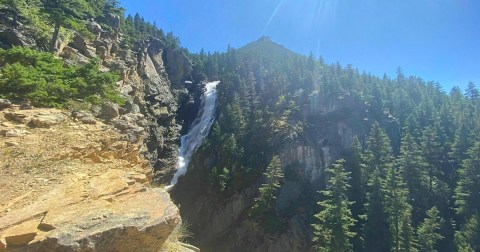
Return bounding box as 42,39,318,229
190,37,480,251
0,0,185,108
0,47,122,107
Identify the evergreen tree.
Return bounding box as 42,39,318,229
417,207,444,252
249,156,283,217
363,122,394,180
421,126,443,200
345,137,365,251
363,169,392,252
465,82,479,102
40,0,94,51
399,210,416,252
313,160,356,252
455,141,480,219
397,133,429,222
384,164,414,252
346,137,364,219
455,214,480,252
449,124,472,173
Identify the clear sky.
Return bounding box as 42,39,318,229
119,0,480,91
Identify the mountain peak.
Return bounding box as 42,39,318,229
257,36,272,42
239,36,297,59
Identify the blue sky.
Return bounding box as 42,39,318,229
119,0,480,91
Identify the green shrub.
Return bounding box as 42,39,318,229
0,47,123,107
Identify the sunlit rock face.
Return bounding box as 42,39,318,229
0,170,180,252
280,93,366,185
281,145,322,182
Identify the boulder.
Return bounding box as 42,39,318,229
3,128,30,137
60,46,90,65
70,34,96,58
19,102,32,110
0,28,35,47
99,102,120,121
30,113,68,128
104,14,121,30
4,111,31,124
111,113,147,143
86,19,102,34
0,169,181,252
80,116,97,125
0,99,12,110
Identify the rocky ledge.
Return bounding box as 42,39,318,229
0,170,180,252
0,107,196,252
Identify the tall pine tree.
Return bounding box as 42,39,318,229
250,156,283,217
313,160,356,252
397,133,429,223
417,207,444,252
363,169,392,252
455,141,480,219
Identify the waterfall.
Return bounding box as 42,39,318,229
168,81,220,187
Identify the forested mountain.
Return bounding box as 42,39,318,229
0,0,479,251
173,37,480,251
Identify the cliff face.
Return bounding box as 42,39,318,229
64,29,203,184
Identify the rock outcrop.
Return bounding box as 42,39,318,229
64,30,205,184
0,170,180,252
0,8,37,49
0,107,195,252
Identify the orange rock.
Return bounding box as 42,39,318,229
0,169,180,251
2,218,40,247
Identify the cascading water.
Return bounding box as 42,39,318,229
168,81,220,187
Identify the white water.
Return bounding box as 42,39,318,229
168,81,220,187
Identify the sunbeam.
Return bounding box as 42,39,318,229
262,0,286,34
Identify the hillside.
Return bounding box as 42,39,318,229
174,38,480,251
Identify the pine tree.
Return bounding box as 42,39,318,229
399,210,416,252
455,214,480,252
313,160,356,252
40,0,94,51
449,124,472,173
465,82,479,102
397,133,429,222
363,122,394,180
421,126,443,200
345,137,364,251
363,169,392,252
249,156,283,217
417,207,444,252
347,137,364,218
455,141,480,219
384,164,414,252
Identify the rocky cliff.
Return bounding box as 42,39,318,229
0,7,205,183
0,107,197,251
0,7,204,251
